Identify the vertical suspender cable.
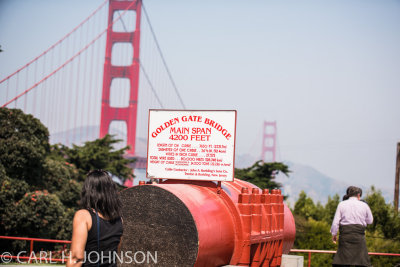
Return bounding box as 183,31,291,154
5,79,9,106
24,67,29,112
33,60,38,115
15,73,19,108
83,17,91,141
49,43,56,134
41,54,47,124
74,25,84,144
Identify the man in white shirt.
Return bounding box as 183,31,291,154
330,186,373,267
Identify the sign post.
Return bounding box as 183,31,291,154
147,110,237,181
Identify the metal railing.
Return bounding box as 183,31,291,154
290,249,400,267
0,236,71,263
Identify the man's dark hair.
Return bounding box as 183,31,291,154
80,170,122,221
343,186,362,201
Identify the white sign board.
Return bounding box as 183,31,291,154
147,110,237,181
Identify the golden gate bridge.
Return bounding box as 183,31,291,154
0,0,276,185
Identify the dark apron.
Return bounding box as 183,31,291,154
333,224,371,266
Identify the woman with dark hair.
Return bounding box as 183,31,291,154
67,170,123,267
342,186,362,201
330,186,373,267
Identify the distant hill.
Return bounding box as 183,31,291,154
235,153,258,169
275,162,348,205
50,126,148,156
50,125,100,146
234,154,393,205
275,162,393,206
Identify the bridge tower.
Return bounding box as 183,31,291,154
99,0,142,156
261,121,277,162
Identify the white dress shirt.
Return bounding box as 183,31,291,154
330,197,373,236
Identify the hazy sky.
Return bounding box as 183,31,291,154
1,0,399,192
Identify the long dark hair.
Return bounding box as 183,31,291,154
343,186,362,201
80,170,122,221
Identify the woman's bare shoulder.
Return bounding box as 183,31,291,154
74,209,92,225
75,209,91,218
73,209,93,230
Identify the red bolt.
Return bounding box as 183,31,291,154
252,188,260,194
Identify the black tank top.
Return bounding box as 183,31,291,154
83,209,123,267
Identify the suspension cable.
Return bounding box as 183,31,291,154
141,2,186,109
139,61,164,108
0,0,108,85
2,1,136,107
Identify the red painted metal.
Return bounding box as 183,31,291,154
261,121,277,162
99,0,142,156
0,236,71,244
29,240,33,258
155,179,296,266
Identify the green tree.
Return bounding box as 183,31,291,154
364,187,400,266
0,108,77,250
293,191,335,265
313,202,325,221
50,135,134,182
0,163,7,181
365,186,388,232
0,176,30,235
365,186,400,239
322,194,340,224
294,216,336,266
11,191,69,239
0,108,49,184
41,158,81,208
366,230,400,267
234,161,289,190
294,191,318,220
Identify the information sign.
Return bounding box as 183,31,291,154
147,110,237,181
